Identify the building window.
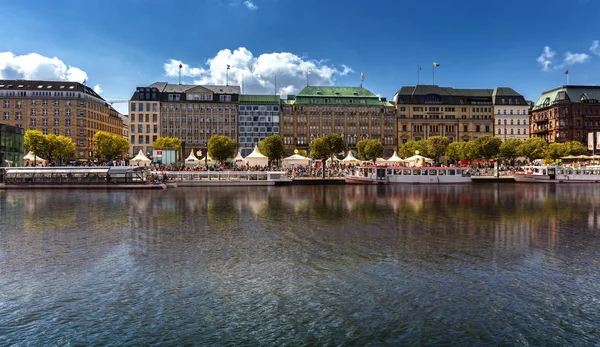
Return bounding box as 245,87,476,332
131,103,136,112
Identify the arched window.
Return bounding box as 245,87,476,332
510,119,514,125
497,119,501,125
517,120,520,125
542,97,551,108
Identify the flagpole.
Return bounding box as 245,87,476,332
226,66,229,86
417,63,420,85
432,64,434,85
274,74,277,95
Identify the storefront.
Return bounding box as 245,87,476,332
0,124,24,167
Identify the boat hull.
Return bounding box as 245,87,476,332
344,176,386,185
0,183,166,190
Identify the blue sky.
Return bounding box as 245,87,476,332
0,0,599,114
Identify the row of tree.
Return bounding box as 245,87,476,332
398,136,587,162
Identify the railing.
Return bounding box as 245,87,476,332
162,171,288,182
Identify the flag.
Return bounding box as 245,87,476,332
588,132,594,150
179,63,182,69
360,72,364,82
307,68,312,74
227,64,231,70
418,64,422,70
82,79,87,85
433,62,440,67
597,132,600,150
565,70,569,75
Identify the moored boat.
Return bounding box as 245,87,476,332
0,166,166,189
345,165,472,184
514,165,600,183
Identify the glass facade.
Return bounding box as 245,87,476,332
0,124,25,167
238,104,280,157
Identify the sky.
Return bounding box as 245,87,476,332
0,0,599,115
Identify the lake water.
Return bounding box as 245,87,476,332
1,184,599,345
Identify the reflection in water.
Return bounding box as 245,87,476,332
1,184,600,345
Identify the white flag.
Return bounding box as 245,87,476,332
360,72,365,82
588,132,594,150
597,132,600,150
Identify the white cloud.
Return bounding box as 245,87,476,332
93,84,103,94
243,0,258,10
0,52,88,83
563,52,590,65
536,46,591,71
536,46,555,71
590,40,600,56
165,47,353,96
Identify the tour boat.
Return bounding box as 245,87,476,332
0,166,167,189
160,170,292,186
514,165,600,183
345,165,472,184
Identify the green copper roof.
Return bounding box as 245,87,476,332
238,94,281,104
298,86,377,97
533,85,600,110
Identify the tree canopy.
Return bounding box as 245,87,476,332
517,138,548,161
473,135,502,160
398,140,431,158
498,139,522,162
258,134,286,164
208,135,237,163
426,136,450,162
356,139,383,163
153,137,182,151
24,130,76,164
93,131,130,161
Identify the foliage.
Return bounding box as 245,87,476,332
24,130,76,164
398,140,431,158
310,133,346,178
517,138,548,161
426,136,450,162
544,143,566,161
53,135,76,165
563,141,587,156
153,137,182,151
258,134,286,164
296,149,308,157
24,130,46,159
356,139,383,163
93,131,130,161
498,139,522,161
309,138,329,161
473,135,502,160
445,142,465,161
208,135,237,163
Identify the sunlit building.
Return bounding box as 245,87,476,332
492,87,529,141
280,86,396,155
0,80,124,161
530,85,600,144
394,85,494,144
128,83,239,157
238,95,281,157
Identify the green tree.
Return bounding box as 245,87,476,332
38,134,61,163
258,134,286,166
498,139,522,162
544,143,566,161
208,135,237,164
398,140,430,158
94,131,130,161
309,133,346,178
426,136,450,162
446,142,465,162
517,138,548,161
53,135,77,165
24,129,47,164
356,139,384,163
563,141,587,156
472,135,502,160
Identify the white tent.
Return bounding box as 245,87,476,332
184,150,201,167
130,150,152,167
23,151,47,165
233,150,245,167
404,154,434,167
387,151,403,164
341,151,359,163
282,154,311,167
375,157,388,165
244,145,269,167
199,154,215,166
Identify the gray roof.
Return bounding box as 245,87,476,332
394,85,528,106
533,85,600,110
0,79,104,100
146,82,240,94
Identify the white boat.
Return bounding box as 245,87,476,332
345,166,472,184
514,165,600,183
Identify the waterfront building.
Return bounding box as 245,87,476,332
238,95,281,157
0,123,24,167
0,80,124,161
492,87,529,141
280,86,396,155
530,85,600,144
394,85,494,144
128,83,239,157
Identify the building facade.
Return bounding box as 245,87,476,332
492,87,529,141
129,83,240,157
394,85,495,144
530,85,600,144
0,123,24,167
0,80,123,161
238,94,281,157
280,86,396,155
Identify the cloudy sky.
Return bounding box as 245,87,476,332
0,0,599,115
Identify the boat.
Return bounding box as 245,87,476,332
159,170,292,186
345,165,472,184
0,166,167,189
514,165,600,183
